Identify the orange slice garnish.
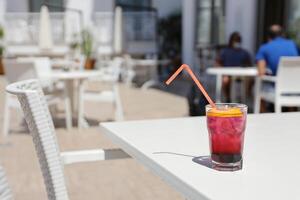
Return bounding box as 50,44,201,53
207,108,243,117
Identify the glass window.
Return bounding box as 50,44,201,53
29,0,64,12
124,12,156,41
116,0,152,11
286,0,300,45
116,0,156,41
196,0,225,46
197,0,211,45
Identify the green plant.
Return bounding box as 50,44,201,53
81,29,93,58
0,26,4,39
0,25,4,57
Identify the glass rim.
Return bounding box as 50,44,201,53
206,103,248,109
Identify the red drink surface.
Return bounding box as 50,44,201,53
207,115,246,155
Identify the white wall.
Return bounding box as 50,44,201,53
225,0,257,55
152,0,181,18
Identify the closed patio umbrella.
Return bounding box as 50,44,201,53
39,5,53,50
114,6,123,54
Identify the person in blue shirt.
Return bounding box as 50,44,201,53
216,32,252,101
256,25,299,112
256,25,298,76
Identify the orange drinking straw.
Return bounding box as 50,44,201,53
166,64,216,108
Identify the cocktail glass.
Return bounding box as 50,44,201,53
206,103,247,171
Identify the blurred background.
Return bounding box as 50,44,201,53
0,0,300,199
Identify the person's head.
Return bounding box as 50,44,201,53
228,32,242,48
267,24,283,40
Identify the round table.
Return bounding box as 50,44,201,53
51,59,82,70
48,70,103,128
206,67,258,109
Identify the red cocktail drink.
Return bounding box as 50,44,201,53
206,104,247,171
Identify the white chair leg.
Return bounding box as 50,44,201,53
275,102,281,113
64,95,72,130
230,77,237,102
215,74,222,103
113,84,124,121
241,77,247,104
254,96,261,114
3,94,10,137
254,77,261,113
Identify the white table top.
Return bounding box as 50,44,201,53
207,67,258,76
101,113,300,200
48,70,103,80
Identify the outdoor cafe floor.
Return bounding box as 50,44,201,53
0,76,187,200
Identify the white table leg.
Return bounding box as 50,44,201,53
64,79,89,129
77,80,89,129
65,80,75,113
77,80,83,128
215,74,222,103
59,80,74,129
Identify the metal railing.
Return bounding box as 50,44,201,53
4,11,158,54
4,12,66,45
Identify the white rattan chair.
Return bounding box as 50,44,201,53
255,57,300,113
78,57,124,127
0,165,13,200
6,79,129,200
2,59,72,137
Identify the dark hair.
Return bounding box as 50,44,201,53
267,25,283,39
228,32,241,48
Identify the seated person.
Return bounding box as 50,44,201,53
256,24,298,76
216,32,252,102
256,24,299,111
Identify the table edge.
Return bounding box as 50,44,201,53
99,124,210,200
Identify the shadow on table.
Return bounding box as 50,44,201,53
153,152,213,169
192,156,213,169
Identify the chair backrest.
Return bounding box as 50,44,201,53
6,79,69,200
110,57,123,82
277,57,300,94
3,59,37,84
0,166,13,200
97,57,123,82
